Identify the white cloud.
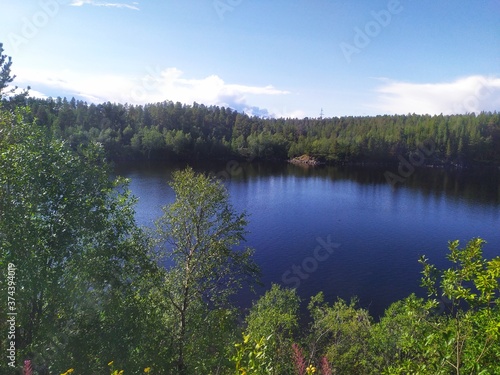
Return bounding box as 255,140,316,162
13,67,133,103
13,66,293,117
134,67,291,114
371,75,500,115
69,0,140,10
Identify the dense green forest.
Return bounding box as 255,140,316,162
10,96,500,166
1,45,500,374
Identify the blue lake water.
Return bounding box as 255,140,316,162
115,161,500,318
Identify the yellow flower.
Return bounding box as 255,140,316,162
306,365,317,374
118,371,124,375
144,367,151,373
108,361,114,367
67,370,74,374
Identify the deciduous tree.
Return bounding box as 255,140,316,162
154,167,259,374
0,107,153,374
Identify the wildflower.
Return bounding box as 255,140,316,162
24,360,33,375
320,357,332,375
306,364,316,374
108,361,114,367
292,343,306,375
144,367,151,373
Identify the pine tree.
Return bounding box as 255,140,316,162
0,43,15,98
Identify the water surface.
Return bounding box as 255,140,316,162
115,161,500,318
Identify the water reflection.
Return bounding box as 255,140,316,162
114,160,500,318
137,160,500,207
115,160,500,223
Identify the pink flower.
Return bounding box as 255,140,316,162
23,360,33,375
292,343,307,375
320,356,332,375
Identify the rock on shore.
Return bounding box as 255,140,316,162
289,154,323,166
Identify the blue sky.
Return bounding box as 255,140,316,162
1,0,499,118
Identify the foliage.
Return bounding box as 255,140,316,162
0,43,29,106
0,107,155,374
231,334,274,375
244,284,300,374
382,238,500,374
307,294,373,375
228,240,500,375
0,42,14,98
154,167,260,374
416,238,500,373
16,96,500,166
368,294,430,373
291,343,329,375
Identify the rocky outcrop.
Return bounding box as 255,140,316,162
289,154,323,166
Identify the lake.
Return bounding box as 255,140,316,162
114,161,500,318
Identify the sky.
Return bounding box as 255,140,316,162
0,0,499,118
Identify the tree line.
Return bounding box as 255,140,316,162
12,96,500,166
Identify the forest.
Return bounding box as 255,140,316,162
13,95,500,166
1,44,500,374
